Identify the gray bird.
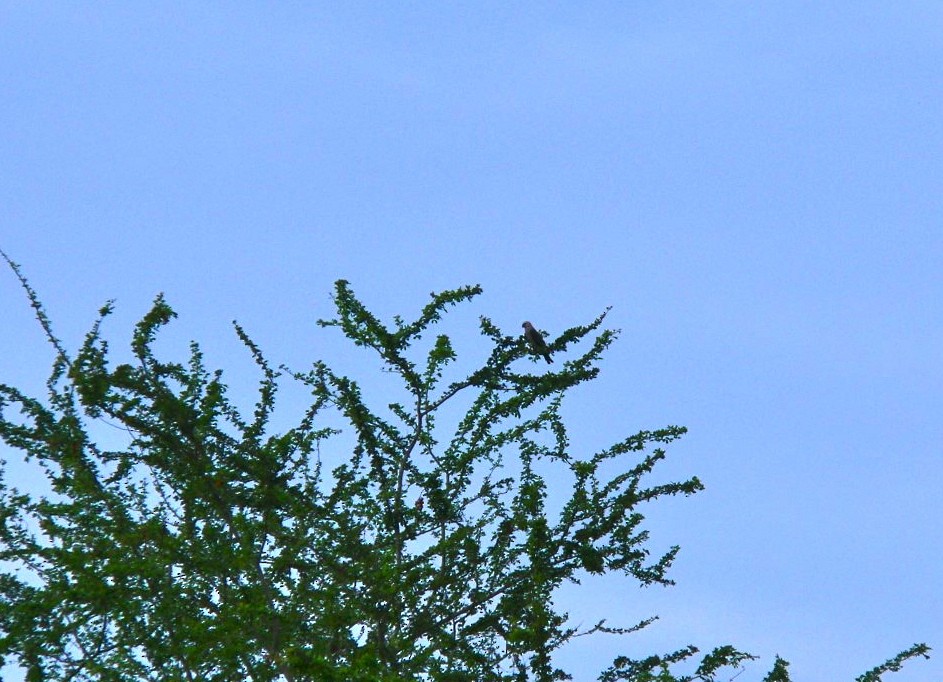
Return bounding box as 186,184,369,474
522,321,553,364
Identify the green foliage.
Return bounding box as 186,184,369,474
762,657,790,682
855,644,931,682
0,257,932,681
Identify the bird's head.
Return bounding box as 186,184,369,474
522,321,532,329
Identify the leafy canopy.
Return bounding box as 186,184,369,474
0,259,930,681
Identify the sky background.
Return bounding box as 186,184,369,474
1,3,941,680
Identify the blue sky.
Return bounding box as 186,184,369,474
2,3,941,680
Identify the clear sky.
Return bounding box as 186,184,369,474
1,3,941,681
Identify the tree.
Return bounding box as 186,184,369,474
0,257,930,681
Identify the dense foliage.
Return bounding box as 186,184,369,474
0,259,929,681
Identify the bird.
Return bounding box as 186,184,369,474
414,497,424,512
522,321,553,364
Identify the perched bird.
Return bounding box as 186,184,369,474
522,321,553,364
414,497,424,512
